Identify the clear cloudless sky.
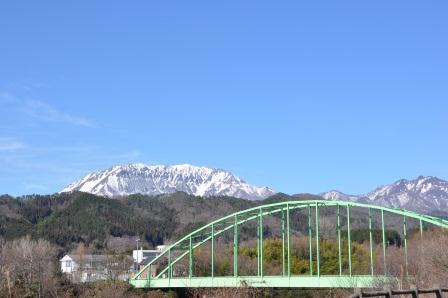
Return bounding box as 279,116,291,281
0,1,447,196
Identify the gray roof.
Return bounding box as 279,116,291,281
63,254,133,265
67,254,109,262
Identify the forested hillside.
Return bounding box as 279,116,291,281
0,191,412,255
0,192,272,252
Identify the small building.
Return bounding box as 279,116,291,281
60,254,132,283
133,245,166,264
133,245,167,274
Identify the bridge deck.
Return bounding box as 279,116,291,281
129,276,388,288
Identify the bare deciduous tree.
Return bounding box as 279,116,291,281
374,229,448,290
105,253,133,281
0,236,57,297
73,241,87,283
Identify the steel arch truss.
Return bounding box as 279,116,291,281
129,200,448,288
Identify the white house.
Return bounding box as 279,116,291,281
60,254,77,274
60,254,132,282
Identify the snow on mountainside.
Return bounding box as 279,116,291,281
60,164,276,200
320,190,361,202
320,176,448,213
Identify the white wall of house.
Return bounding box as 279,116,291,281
132,245,167,264
60,255,77,274
60,254,133,283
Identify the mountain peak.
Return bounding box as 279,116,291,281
320,190,360,202
60,163,276,200
321,176,448,214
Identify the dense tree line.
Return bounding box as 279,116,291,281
0,192,262,251
0,192,418,253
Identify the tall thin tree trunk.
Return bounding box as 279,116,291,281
6,269,11,298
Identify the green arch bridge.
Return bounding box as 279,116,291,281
129,200,448,288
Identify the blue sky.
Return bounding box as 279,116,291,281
1,1,447,196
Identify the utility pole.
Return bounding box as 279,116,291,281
135,239,141,269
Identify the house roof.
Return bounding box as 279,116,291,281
60,254,109,263
60,254,133,263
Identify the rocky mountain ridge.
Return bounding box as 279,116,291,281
321,176,448,213
61,163,276,200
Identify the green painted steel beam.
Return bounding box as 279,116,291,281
403,215,408,276
308,205,313,276
155,206,290,279
234,215,238,277
156,207,303,278
211,223,214,278
156,200,448,261
381,209,387,275
168,248,172,279
259,207,263,277
369,208,374,276
287,203,291,277
257,212,261,276
131,200,448,285
130,275,393,289
315,202,320,277
420,219,423,239
347,205,352,276
337,205,342,276
189,235,193,278
184,199,448,240
282,209,285,276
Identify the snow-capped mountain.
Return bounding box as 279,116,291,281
60,164,276,200
321,176,448,213
321,190,361,202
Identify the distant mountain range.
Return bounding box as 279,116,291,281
320,176,448,214
60,164,448,214
1,170,447,250
60,163,276,200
